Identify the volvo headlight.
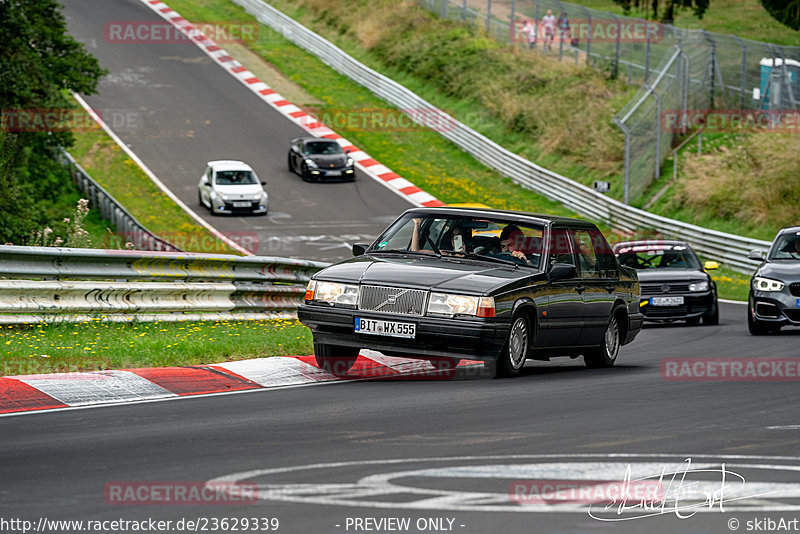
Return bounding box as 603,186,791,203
688,280,709,292
427,293,495,317
753,277,784,292
305,280,359,306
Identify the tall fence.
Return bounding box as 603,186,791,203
0,245,327,324
419,0,800,203
60,150,182,252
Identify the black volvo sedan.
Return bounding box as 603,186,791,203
747,226,800,335
298,207,644,378
613,240,719,325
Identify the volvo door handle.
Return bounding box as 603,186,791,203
605,285,616,293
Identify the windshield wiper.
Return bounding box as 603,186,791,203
440,251,520,267
369,249,441,258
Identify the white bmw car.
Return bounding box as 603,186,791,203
198,160,268,215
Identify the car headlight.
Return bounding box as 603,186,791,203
304,159,318,168
305,280,359,306
346,157,354,167
753,276,785,292
427,293,495,318
688,280,709,292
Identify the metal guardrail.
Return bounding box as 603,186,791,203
60,150,182,252
233,0,772,273
0,245,328,322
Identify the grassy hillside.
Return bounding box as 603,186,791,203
567,0,800,45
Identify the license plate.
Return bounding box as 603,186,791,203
651,296,684,306
326,170,341,177
232,201,251,208
354,318,416,338
796,299,800,308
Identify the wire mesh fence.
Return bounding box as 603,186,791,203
419,0,800,204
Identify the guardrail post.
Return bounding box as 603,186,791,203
653,91,662,180
644,18,651,83
614,118,631,204
609,13,620,78
732,35,747,109
486,0,491,33
461,0,467,21
701,29,716,109
509,0,516,45
678,46,689,134
556,0,564,61
578,5,591,65
441,0,448,18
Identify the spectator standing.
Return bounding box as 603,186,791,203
542,9,556,50
557,11,571,47
522,19,536,49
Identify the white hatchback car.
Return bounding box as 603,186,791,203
198,160,268,215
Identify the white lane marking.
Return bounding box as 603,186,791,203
720,299,747,305
767,425,800,430
211,454,800,513
17,370,177,406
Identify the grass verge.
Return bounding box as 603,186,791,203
0,318,312,376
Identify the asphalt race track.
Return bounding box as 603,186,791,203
9,2,797,534
2,303,800,534
61,0,412,263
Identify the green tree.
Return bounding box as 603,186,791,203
760,0,800,30
611,0,710,22
0,0,106,244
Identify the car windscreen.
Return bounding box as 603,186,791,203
369,213,545,269
768,232,800,261
214,170,258,185
304,141,343,155
615,244,701,270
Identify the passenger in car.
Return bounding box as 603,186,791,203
441,222,472,254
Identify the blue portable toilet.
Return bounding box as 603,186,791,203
759,58,800,109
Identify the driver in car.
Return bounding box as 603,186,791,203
496,225,533,265
781,236,800,259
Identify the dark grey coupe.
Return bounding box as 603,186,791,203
287,136,355,182
298,207,644,378
747,226,800,335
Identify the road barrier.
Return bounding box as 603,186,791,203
61,150,181,252
0,245,328,324
231,0,772,273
